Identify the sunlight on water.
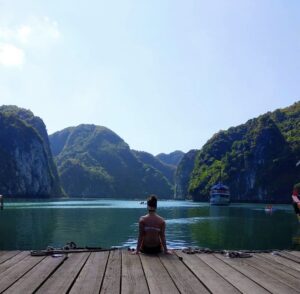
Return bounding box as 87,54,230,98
166,216,223,225
4,199,201,209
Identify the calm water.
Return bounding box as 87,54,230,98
0,199,299,251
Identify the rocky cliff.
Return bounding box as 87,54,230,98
133,150,176,184
175,102,300,203
0,105,63,197
156,150,185,166
49,124,173,198
174,150,198,199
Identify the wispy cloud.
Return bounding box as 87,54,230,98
17,25,32,43
0,17,61,68
0,43,24,66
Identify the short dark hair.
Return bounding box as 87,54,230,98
147,195,157,209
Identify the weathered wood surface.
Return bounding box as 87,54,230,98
36,252,90,294
159,253,209,294
0,250,299,293
69,251,109,294
0,251,20,265
216,253,299,294
121,250,149,294
100,250,121,294
260,252,300,272
5,255,66,294
279,251,300,263
197,253,269,294
176,251,240,294
0,251,29,275
141,253,180,294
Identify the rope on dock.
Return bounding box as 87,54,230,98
181,247,284,258
30,242,288,259
30,241,117,256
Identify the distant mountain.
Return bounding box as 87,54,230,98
175,101,300,203
49,124,173,198
132,150,176,184
156,150,185,166
0,105,63,197
174,150,198,199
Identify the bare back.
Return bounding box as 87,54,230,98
139,213,166,248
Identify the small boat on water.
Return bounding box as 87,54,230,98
210,182,230,205
265,204,274,214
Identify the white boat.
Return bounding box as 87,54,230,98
210,182,230,205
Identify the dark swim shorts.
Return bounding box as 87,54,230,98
293,203,300,214
141,245,162,254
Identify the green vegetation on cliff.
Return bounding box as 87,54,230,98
0,105,63,197
178,102,300,203
133,150,176,184
156,150,185,166
174,150,198,199
50,124,173,198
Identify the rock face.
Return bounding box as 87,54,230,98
176,102,300,203
49,124,173,198
156,150,185,166
0,106,63,197
174,150,198,199
133,150,176,184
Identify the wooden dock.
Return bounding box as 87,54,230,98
0,250,300,293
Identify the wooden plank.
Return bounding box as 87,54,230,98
0,251,29,274
4,255,67,294
288,251,300,258
0,254,44,292
176,251,240,294
0,251,9,259
280,251,300,263
121,250,149,294
260,253,300,272
216,254,299,294
36,252,90,294
0,251,20,264
254,254,300,279
140,254,180,294
159,253,210,294
69,251,109,294
100,250,121,294
197,254,269,294
241,254,300,292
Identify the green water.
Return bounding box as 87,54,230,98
0,199,299,250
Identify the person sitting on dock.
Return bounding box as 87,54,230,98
292,188,300,222
134,195,170,254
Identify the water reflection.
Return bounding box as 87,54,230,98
0,200,299,250
188,204,299,250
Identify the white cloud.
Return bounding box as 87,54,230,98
0,28,13,39
41,17,61,40
21,17,61,46
0,43,24,66
17,25,32,43
0,17,61,67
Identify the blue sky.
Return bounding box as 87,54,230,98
0,0,299,155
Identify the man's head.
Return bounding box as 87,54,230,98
147,195,157,211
